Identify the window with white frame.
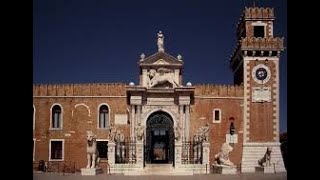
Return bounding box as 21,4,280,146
51,105,62,129
49,139,64,161
97,140,108,159
33,105,35,130
99,105,109,128
213,109,221,123
33,138,36,161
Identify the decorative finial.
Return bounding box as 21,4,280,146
129,82,135,86
157,31,164,52
186,82,192,86
177,54,182,61
140,53,145,61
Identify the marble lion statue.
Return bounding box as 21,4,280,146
258,147,272,167
86,131,100,168
213,142,235,167
147,68,180,88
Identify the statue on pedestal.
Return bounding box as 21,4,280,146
258,147,272,167
213,142,235,167
135,122,145,141
86,131,100,168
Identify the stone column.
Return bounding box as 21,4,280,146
185,105,190,139
202,142,210,165
136,105,141,126
175,142,182,168
136,141,144,169
131,105,135,140
179,105,185,140
108,142,116,165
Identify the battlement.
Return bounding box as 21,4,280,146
194,84,243,97
241,37,284,51
33,83,127,96
244,7,274,19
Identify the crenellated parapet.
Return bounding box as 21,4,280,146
33,83,127,96
244,7,274,19
241,37,284,51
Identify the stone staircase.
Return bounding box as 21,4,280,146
241,142,286,173
124,164,193,175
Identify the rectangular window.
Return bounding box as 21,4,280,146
254,26,265,37
97,141,108,159
213,109,221,123
50,140,63,160
214,110,220,121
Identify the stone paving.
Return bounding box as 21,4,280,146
33,172,287,180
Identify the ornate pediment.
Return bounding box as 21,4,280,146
139,51,183,66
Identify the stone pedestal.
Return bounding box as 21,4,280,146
202,142,210,165
108,142,116,165
255,166,275,173
175,142,182,167
81,168,102,176
136,141,144,168
212,165,237,174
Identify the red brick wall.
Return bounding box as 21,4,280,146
246,61,277,142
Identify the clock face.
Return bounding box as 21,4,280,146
252,64,271,84
255,68,268,80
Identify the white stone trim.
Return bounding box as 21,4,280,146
274,60,280,141
50,103,63,130
252,64,271,84
33,138,36,161
212,108,222,123
195,96,243,99
33,96,126,98
243,57,279,61
49,139,65,161
243,60,250,143
73,103,91,117
252,21,267,37
33,105,36,130
142,108,178,140
97,103,111,129
268,22,273,37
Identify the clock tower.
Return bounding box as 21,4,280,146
230,7,286,173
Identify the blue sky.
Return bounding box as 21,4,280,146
33,0,287,133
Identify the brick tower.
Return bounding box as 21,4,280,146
230,7,286,173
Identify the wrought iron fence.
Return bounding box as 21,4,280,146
181,138,203,164
115,139,136,164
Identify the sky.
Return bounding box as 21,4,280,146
33,0,287,133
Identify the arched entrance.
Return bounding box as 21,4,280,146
145,111,174,164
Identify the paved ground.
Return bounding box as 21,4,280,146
33,172,287,180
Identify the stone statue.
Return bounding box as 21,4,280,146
195,123,210,141
109,124,117,142
147,68,179,88
157,31,164,52
174,124,182,141
135,122,145,141
86,131,100,168
213,142,235,167
114,130,125,143
258,147,272,167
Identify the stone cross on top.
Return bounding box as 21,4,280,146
157,31,164,52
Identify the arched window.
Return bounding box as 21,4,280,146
52,105,62,129
99,105,109,128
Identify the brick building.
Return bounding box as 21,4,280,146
33,6,286,174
